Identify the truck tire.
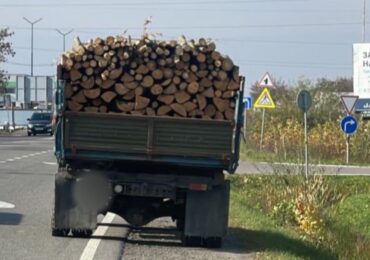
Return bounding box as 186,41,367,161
205,237,222,248
176,218,185,232
52,228,70,237
182,236,202,247
71,229,93,238
51,207,69,237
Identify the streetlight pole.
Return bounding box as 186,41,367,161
56,29,73,52
23,17,42,76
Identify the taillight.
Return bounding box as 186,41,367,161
189,183,207,191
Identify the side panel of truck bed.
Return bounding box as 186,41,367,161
63,112,234,169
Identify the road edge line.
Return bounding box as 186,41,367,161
79,212,116,260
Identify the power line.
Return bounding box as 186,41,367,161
14,46,60,53
238,61,351,69
0,0,306,8
2,22,368,32
4,61,55,67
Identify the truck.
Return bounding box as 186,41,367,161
52,38,244,248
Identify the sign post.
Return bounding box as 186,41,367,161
297,90,312,178
243,97,252,141
254,87,276,151
340,95,359,164
340,115,358,164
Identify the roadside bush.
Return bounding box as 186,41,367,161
230,175,370,259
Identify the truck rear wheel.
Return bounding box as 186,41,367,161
52,228,70,237
71,229,93,238
182,236,202,247
205,237,222,248
51,207,70,237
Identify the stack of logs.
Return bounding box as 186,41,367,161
59,36,240,120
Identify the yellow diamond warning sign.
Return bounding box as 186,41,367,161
254,88,275,109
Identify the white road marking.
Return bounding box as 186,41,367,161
0,150,50,164
0,201,15,209
43,162,57,166
79,212,116,260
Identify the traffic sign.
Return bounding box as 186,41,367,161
341,95,358,114
244,96,252,110
340,115,358,135
258,72,275,88
355,98,370,111
254,88,275,109
297,90,312,113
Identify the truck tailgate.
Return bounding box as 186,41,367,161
63,112,235,169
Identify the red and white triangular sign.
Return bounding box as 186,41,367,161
258,72,275,88
341,95,359,114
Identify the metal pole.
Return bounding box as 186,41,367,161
56,29,73,52
244,109,247,140
364,0,367,42
259,108,265,151
31,23,33,76
11,102,15,130
23,17,42,76
346,134,350,164
304,111,308,178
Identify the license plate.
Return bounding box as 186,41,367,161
35,127,43,131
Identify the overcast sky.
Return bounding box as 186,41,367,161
0,0,367,89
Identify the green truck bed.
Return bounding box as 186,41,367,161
59,111,240,172
55,77,244,173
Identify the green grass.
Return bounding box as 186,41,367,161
229,183,335,259
228,175,370,259
331,193,370,238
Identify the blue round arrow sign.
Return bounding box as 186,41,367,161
340,115,358,135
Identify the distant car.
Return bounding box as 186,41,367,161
27,112,53,136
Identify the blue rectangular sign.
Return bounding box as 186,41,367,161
355,98,370,112
244,96,252,110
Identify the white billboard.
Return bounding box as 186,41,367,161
353,43,370,98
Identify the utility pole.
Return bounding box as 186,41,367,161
364,0,367,42
23,17,42,76
56,29,73,52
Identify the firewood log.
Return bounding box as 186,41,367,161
101,91,117,103
71,90,87,103
150,84,163,96
67,100,83,111
183,101,197,112
84,88,101,99
115,83,130,95
116,100,134,112
157,105,172,116
170,103,187,117
175,91,191,104
135,96,150,110
196,94,207,110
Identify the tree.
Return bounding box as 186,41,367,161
0,28,15,94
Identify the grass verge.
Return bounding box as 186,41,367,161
228,175,370,259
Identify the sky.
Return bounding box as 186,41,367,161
0,0,367,89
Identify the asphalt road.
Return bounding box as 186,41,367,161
0,133,250,260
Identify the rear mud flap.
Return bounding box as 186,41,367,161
53,171,112,230
184,181,230,238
